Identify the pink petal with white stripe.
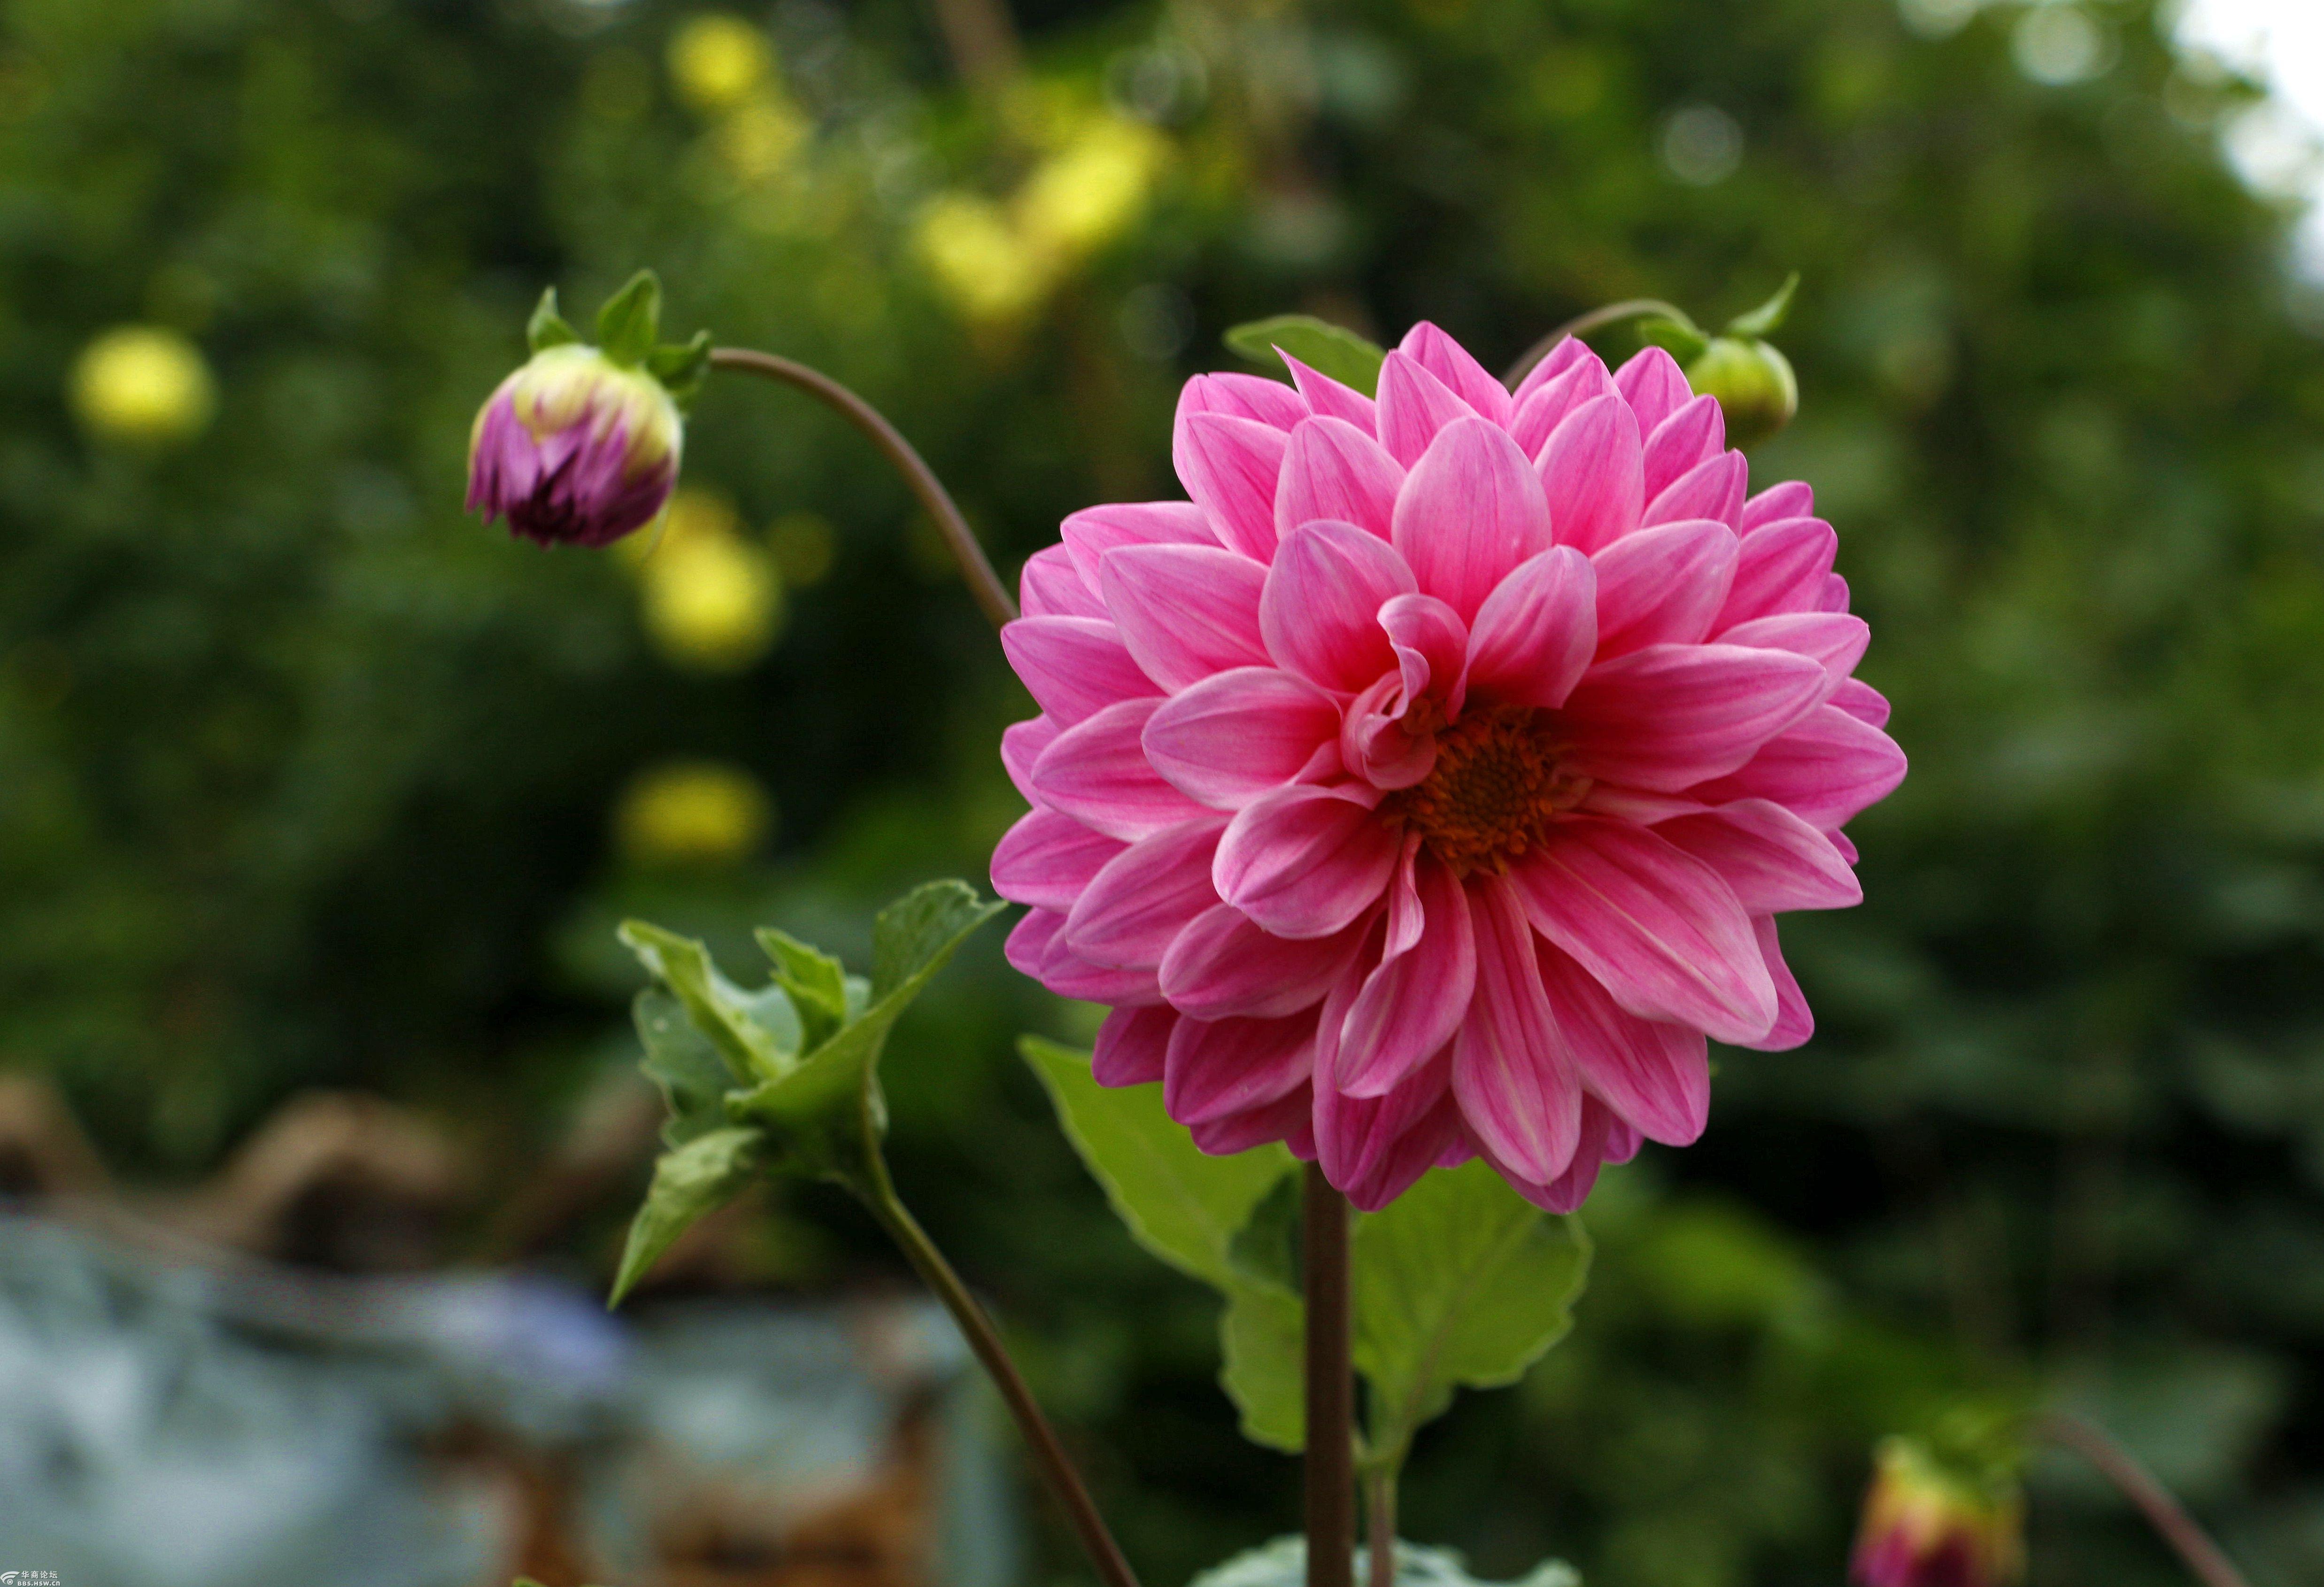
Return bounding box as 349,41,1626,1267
1398,321,1513,426
1558,643,1830,793
1261,519,1415,690
1161,904,1369,1020
1007,908,1163,1006
1641,395,1728,502
1061,501,1217,588
1180,369,1310,430
1003,616,1158,725
1535,942,1709,1146
1512,333,1598,404
1830,677,1891,728
1644,449,1746,529
1281,352,1378,429
1652,799,1861,913
1511,354,1616,457
1380,593,1470,714
1033,698,1210,839
1337,855,1477,1097
1065,818,1228,969
1374,351,1475,467
1191,1084,1318,1158
991,807,1125,908
1392,418,1553,622
1143,666,1342,809
1275,416,1405,542
1175,410,1288,559
1536,394,1644,554
1590,519,1738,656
1741,480,1814,531
1691,705,1908,828
1613,346,1694,434
1512,817,1775,1044
1451,873,1581,1184
1100,544,1271,690
1093,1005,1176,1086
1734,916,1813,1052
1718,612,1870,688
1714,517,1838,629
1465,547,1597,710
1493,1096,1639,1213
1002,715,1059,802
1020,544,1106,618
1214,783,1399,939
1166,1014,1314,1124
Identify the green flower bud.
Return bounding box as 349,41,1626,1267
1685,333,1798,450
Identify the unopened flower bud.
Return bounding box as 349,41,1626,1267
1686,333,1797,450
467,343,683,549
1851,1438,2024,1587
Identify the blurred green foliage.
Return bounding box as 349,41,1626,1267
3,0,2324,1583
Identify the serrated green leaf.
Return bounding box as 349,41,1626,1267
525,288,578,353
1353,1159,1591,1463
619,920,800,1085
1724,271,1799,338
1223,315,1387,397
1020,1035,1295,1287
595,269,663,366
611,1125,764,1304
634,987,738,1147
1634,314,1710,363
1221,1276,1306,1450
872,879,1002,1001
648,328,713,408
1227,1171,1301,1293
757,926,850,1049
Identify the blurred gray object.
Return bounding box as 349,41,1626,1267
0,1212,1016,1587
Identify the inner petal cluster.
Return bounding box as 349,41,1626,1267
1382,704,1584,876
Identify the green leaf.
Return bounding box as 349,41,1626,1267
634,987,738,1146
648,328,714,408
1353,1159,1591,1464
872,879,1000,1002
525,287,579,353
1723,271,1800,338
1634,313,1710,363
595,268,664,366
1221,1277,1306,1450
757,926,850,1049
619,920,800,1085
1223,315,1387,397
1020,1035,1295,1288
611,1125,764,1304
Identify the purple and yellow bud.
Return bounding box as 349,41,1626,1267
1851,1438,2025,1587
467,343,683,550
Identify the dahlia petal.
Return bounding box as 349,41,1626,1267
1511,333,1597,404
1493,1096,1634,1213
1061,501,1218,589
1641,395,1728,502
1093,1005,1176,1086
1007,907,1163,1005
1191,1084,1316,1157
1643,449,1747,530
1143,666,1343,809
1535,943,1710,1146
1511,354,1615,457
1513,817,1776,1044
1337,1089,1466,1211
1558,643,1831,793
1829,828,1859,865
1033,698,1210,839
1021,543,1107,618
1161,904,1369,1020
1338,855,1477,1096
1214,783,1398,940
1392,418,1554,622
1315,1033,1454,1191
1451,873,1582,1184
1275,416,1405,543
1613,346,1694,435
1536,394,1644,554
1100,544,1271,690
1691,705,1908,829
1186,370,1311,431
1398,321,1513,426
1002,616,1158,726
1282,352,1378,430
1002,715,1060,803
1342,672,1440,791
1375,351,1475,467
1817,573,1851,612
991,806,1126,909
1590,518,1739,656
1262,519,1415,690
1175,410,1289,559
1379,592,1471,715
1734,915,1813,1052
1717,612,1870,688
1653,799,1862,913
1466,547,1597,710
1830,677,1892,728
1714,517,1838,629
1065,818,1229,968
1740,480,1814,532
1166,1014,1314,1124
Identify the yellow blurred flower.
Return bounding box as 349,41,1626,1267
1017,116,1168,259
641,530,782,672
914,193,1051,325
668,15,772,113
69,326,216,446
718,95,808,183
617,760,773,867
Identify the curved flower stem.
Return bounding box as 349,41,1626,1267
855,1140,1142,1587
1500,299,1692,390
2036,1412,2252,1587
709,347,1019,630
1306,1164,1357,1587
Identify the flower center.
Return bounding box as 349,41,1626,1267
1383,704,1587,875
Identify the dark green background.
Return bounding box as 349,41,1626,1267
3,0,2322,1581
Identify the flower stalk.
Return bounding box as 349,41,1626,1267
1305,1164,1357,1587
2036,1414,2250,1587
706,347,1018,628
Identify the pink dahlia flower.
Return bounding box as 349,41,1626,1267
993,324,1906,1212
467,344,683,549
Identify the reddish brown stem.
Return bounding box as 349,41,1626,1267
1306,1165,1356,1587
2037,1413,2250,1587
